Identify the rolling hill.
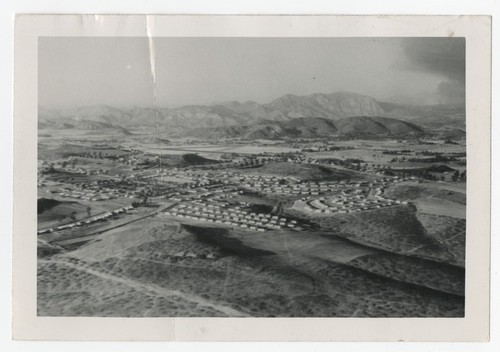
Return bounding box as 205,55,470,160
240,161,356,181
39,90,464,139
178,116,423,139
38,118,132,135
159,153,219,167
267,91,385,119
335,116,424,136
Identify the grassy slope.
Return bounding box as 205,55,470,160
38,215,464,317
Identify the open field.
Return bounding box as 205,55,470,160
385,182,465,218
413,198,465,219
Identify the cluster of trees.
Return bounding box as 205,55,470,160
58,206,92,223
220,153,240,160
451,170,467,182
60,159,78,169
236,152,305,167
382,150,412,155
389,156,407,163
407,155,459,163
389,154,460,164
300,145,354,152
416,151,442,156
237,158,266,167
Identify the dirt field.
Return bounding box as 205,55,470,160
414,199,465,219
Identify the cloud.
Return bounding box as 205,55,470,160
398,38,465,105
432,79,465,105
401,38,465,83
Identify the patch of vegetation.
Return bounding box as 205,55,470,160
348,253,464,296
38,198,62,214
242,161,356,181
416,213,466,267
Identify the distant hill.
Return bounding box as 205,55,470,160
379,102,465,128
237,118,339,139
39,90,464,138
284,117,338,137
335,116,424,136
411,115,465,129
221,100,289,122
137,136,171,144
179,116,423,140
267,91,385,119
240,161,356,181
38,91,388,129
67,105,135,124
442,128,466,139
184,125,247,139
160,153,218,167
38,118,132,135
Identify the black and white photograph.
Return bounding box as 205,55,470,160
35,35,470,318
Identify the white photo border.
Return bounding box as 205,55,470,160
13,14,491,341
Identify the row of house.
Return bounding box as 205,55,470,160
165,199,297,232
245,181,342,195
40,163,104,176
303,197,405,214
37,205,134,235
55,189,116,202
297,183,407,214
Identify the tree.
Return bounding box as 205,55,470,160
460,170,467,181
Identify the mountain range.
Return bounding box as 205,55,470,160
39,91,465,139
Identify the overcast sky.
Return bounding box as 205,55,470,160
39,37,465,109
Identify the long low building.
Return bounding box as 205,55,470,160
37,205,134,235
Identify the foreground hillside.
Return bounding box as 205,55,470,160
38,214,464,317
